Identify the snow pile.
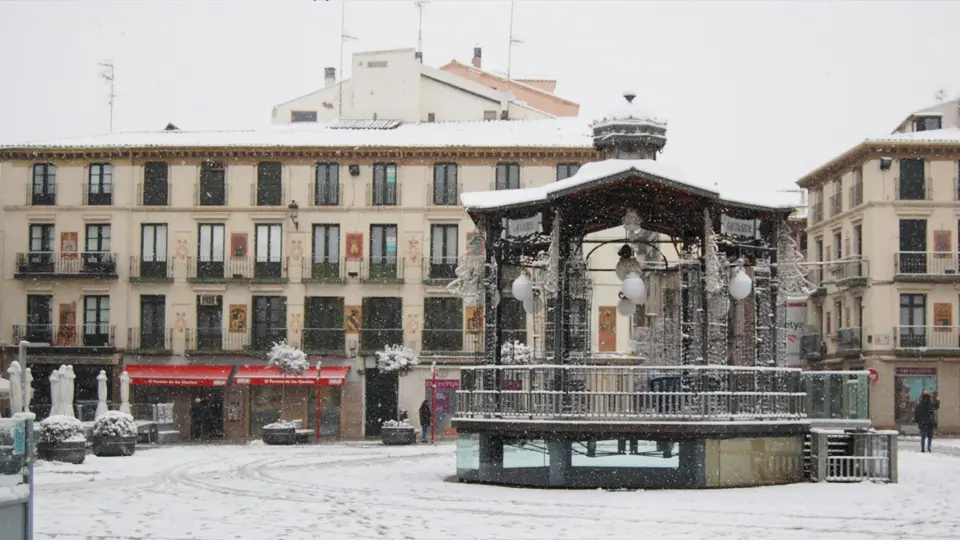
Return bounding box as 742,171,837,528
38,415,84,444
375,345,419,375
262,421,298,430
381,420,413,429
92,411,137,438
501,341,534,365
267,341,309,376
0,485,29,504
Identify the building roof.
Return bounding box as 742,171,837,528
0,118,595,154
889,97,959,133
439,60,580,108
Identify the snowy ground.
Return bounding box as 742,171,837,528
33,439,960,540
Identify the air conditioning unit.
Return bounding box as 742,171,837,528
199,295,220,306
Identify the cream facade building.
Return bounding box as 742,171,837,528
799,98,960,433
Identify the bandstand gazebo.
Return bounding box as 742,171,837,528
449,93,812,489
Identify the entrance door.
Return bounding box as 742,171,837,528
197,387,225,439
196,295,223,351
364,367,398,437
140,295,166,350
899,219,927,273
899,293,926,347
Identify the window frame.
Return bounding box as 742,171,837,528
372,163,398,206
495,163,520,190
433,163,458,205
314,163,340,206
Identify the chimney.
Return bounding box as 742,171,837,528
472,47,482,69
324,67,336,87
415,51,423,63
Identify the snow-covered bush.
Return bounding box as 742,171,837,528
263,420,298,430
375,345,419,376
92,411,137,438
38,415,84,445
381,419,413,429
267,341,309,376
501,341,533,365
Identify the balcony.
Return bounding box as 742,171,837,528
366,182,401,207
800,333,824,363
824,257,867,288
811,202,823,224
187,257,288,283
13,324,116,349
362,257,404,284
302,328,345,353
82,183,113,206
26,184,56,206
194,182,228,206
137,182,170,206
835,327,862,354
15,252,118,279
126,328,174,352
360,328,404,352
895,177,931,201
302,257,344,283
250,327,288,350
895,326,960,353
894,252,960,282
423,257,458,285
250,185,286,206
185,328,247,352
309,182,342,206
421,330,483,356
849,183,863,208
428,183,462,206
129,257,173,282
828,193,842,217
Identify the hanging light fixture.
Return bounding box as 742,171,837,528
621,272,646,302
512,274,534,302
728,268,753,300
616,295,634,317
615,245,643,281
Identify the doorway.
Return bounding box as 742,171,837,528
195,387,225,439
899,219,927,273
364,366,398,437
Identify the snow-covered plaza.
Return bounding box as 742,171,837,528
32,440,960,540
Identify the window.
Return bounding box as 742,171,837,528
433,163,458,205
423,297,463,351
195,295,223,351
427,113,436,123
314,163,339,205
197,224,225,279
814,237,824,285
898,219,927,274
360,297,402,350
914,116,941,132
304,297,345,352
556,163,580,181
898,158,926,200
199,161,226,206
833,231,842,259
140,224,169,279
256,162,282,206
255,224,283,279
252,296,287,349
799,231,808,252
83,295,111,347
853,224,862,256
851,167,863,207
31,163,56,205
139,295,166,350
372,163,398,205
483,110,497,121
85,224,112,269
495,163,520,190
834,300,843,329
29,224,54,254
499,297,527,344
87,163,113,205
370,224,398,278
429,224,458,280
899,294,926,347
26,294,53,343
291,111,318,122
311,224,340,279
143,162,169,206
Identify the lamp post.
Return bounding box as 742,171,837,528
288,200,300,231
18,340,50,414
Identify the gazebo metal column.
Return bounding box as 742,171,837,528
478,217,505,483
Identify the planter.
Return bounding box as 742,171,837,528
37,440,86,464
0,446,24,475
92,435,138,457
262,426,297,446
381,426,416,446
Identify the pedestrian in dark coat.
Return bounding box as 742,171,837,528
190,398,205,441
419,399,432,443
915,392,940,453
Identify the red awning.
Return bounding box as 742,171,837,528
125,365,233,387
233,366,350,386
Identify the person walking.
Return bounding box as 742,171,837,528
419,399,432,443
190,398,204,441
914,392,940,453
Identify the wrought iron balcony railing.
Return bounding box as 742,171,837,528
82,183,113,206
829,193,842,217
13,324,116,348
302,328,346,353
895,252,960,277
360,328,404,352
895,176,932,201
421,329,483,355
849,182,863,208
428,183,462,206
185,328,247,352
15,252,118,278
825,257,867,285
187,256,288,282
302,257,344,283
129,256,173,281
835,327,863,351
423,256,458,284
126,327,175,352
26,183,57,206
309,181,342,206
894,325,960,350
361,257,404,283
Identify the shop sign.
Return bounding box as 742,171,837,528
894,367,937,376
867,368,879,384
507,214,542,237
425,379,461,390
720,214,760,239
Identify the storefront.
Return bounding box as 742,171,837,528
894,366,939,433
425,379,460,439
233,365,350,439
125,365,232,440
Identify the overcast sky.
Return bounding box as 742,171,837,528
1,0,958,204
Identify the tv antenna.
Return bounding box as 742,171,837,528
338,1,359,118
505,0,523,119
415,1,428,56
935,87,948,103
98,61,115,132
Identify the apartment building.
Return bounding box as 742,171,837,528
798,98,960,432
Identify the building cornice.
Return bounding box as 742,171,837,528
797,142,960,190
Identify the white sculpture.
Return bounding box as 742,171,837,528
25,368,34,413
95,370,109,419
119,371,131,414
49,369,61,416
7,361,22,415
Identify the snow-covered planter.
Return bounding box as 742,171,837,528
262,420,297,446
500,341,533,365
375,345,419,376
37,415,86,464
91,411,137,457
381,419,416,446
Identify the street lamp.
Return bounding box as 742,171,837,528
18,340,50,414
288,200,300,231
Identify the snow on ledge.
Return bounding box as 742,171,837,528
0,484,30,504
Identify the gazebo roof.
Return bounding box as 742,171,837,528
462,159,795,238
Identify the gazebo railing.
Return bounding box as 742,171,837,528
456,365,806,422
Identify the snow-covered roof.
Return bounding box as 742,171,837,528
593,93,666,128
0,118,594,151
461,159,794,212
866,127,960,144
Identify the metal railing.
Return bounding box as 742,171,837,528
82,183,113,206
15,252,118,277
126,327,175,352
302,257,343,282
801,333,824,362
423,257,458,283
366,182,401,206
825,257,866,283
421,329,483,355
137,181,171,206
835,327,863,351
26,183,56,205
362,257,404,283
185,328,249,352
895,251,960,276
187,256,288,281
809,429,898,483
894,325,960,349
811,202,823,224
801,371,868,420
849,182,863,208
302,328,345,352
829,193,842,217
13,324,116,347
129,256,173,280
194,182,228,206
428,183,462,206
309,181,341,206
895,176,932,201
360,328,404,352
250,328,288,350
456,365,806,422
250,184,286,206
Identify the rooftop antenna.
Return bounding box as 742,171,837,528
935,87,947,103
98,61,115,132
415,1,428,56
338,1,359,119
505,0,523,119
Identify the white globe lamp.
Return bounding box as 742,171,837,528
617,297,634,317
621,272,646,302
522,298,535,313
728,269,753,301
512,274,534,302
615,257,643,281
